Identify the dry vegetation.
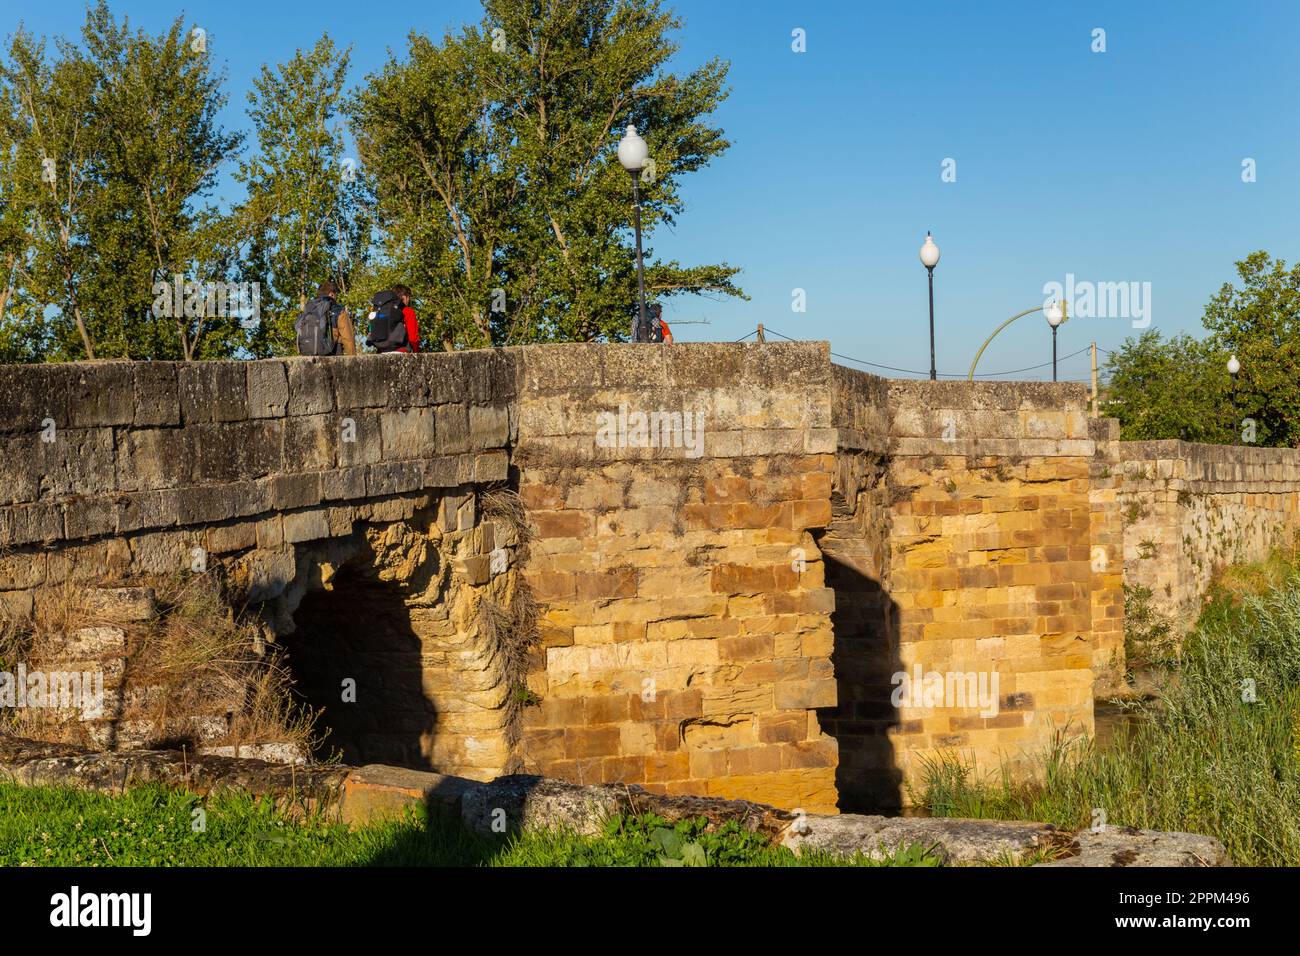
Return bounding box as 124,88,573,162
0,573,318,756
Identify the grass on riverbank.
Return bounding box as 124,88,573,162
916,551,1300,866
0,781,938,867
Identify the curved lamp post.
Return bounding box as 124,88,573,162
967,301,1069,381
618,125,651,342
920,233,940,380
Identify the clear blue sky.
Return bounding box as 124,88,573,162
9,0,1298,379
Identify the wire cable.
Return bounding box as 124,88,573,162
760,325,1093,379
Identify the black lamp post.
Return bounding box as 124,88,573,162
919,232,940,379
1046,300,1065,381
619,125,651,341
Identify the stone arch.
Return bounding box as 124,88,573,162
233,493,527,781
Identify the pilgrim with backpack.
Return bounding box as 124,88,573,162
366,285,421,354
295,280,353,356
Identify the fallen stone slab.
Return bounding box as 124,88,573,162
780,813,1064,865
1037,826,1231,867
460,775,795,838
461,776,623,836
0,734,470,827
0,737,1233,863
44,625,127,659
197,742,310,766
342,764,477,826
0,734,347,812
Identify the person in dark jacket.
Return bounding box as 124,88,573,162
392,284,421,354
296,280,352,356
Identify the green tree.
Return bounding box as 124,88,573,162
1200,251,1300,447
0,70,39,362
235,35,372,357
1102,330,1237,443
1,27,101,359
350,0,743,349
0,3,240,362
1103,251,1300,447
81,2,243,360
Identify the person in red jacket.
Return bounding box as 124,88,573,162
391,284,421,353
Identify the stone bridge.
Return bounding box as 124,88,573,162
2,343,1295,813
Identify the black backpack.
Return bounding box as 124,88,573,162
295,296,338,356
366,290,409,353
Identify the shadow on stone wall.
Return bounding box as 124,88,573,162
816,551,904,813
284,565,438,769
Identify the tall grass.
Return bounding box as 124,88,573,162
917,553,1300,866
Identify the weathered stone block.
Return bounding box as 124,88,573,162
286,359,334,415
242,547,297,603
115,428,191,491
132,362,180,426
320,465,368,501
267,472,322,511
207,522,258,554
34,427,115,498
469,404,510,449
435,403,470,454
179,362,248,423
283,414,336,472
333,355,396,409
248,361,290,418
283,509,331,544
0,435,40,505
0,366,69,433
381,407,437,460
111,490,173,534
366,461,424,497
57,362,136,428
423,457,461,488
190,421,283,483
774,679,838,711
1,502,64,547
337,410,382,466
63,497,119,540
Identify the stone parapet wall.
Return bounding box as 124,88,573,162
0,352,514,553
1117,440,1300,623
1087,418,1125,694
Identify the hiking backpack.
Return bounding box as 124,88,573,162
295,296,337,356
366,290,409,353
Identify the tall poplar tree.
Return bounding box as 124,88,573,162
235,35,372,357
350,0,743,348
0,2,239,361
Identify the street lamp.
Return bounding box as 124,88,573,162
619,125,651,342
919,232,940,380
1227,354,1241,376
1045,299,1065,381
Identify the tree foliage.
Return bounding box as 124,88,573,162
0,1,239,361
235,35,372,358
350,0,744,348
1104,252,1300,447
0,0,740,362
1102,330,1236,443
